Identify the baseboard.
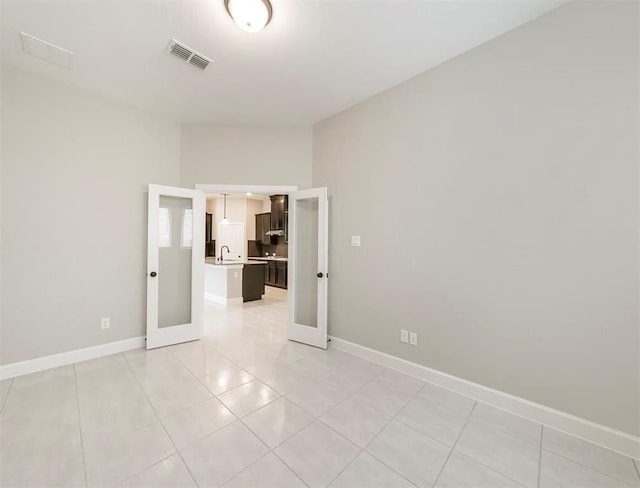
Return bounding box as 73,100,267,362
329,335,640,460
0,336,145,380
205,293,243,306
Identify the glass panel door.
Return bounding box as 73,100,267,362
288,187,328,349
147,185,205,349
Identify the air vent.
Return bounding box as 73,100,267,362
189,54,210,70
21,32,73,68
167,39,213,71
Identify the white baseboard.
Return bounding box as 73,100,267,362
329,335,640,460
0,336,145,380
205,293,243,306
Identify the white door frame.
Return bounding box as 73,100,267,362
196,184,299,196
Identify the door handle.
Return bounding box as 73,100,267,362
317,272,323,278
149,271,157,277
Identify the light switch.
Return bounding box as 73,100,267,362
351,235,361,247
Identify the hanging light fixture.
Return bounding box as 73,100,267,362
225,0,272,33
221,193,229,225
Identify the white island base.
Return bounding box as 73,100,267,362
204,263,244,306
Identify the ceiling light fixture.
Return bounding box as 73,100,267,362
221,193,229,225
246,192,252,196
225,0,272,33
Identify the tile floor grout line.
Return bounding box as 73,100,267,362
211,342,373,487
206,369,311,486
231,410,312,488
122,350,201,488
431,401,478,488
0,377,14,416
539,446,639,487
537,425,544,488
118,451,190,486
420,402,534,488
164,341,295,487
323,371,429,488
72,363,90,488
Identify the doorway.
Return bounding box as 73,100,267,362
197,184,297,340
146,183,329,350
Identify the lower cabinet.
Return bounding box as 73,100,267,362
242,264,266,302
276,262,287,288
265,261,287,289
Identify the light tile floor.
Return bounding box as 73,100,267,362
1,286,639,487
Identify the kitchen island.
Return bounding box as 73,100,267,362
204,259,266,305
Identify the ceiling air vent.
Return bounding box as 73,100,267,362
21,32,74,68
167,39,213,71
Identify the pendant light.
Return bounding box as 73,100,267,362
221,193,229,225
225,0,272,33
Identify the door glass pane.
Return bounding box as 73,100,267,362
294,197,318,328
158,195,192,328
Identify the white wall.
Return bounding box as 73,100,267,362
180,125,312,189
313,0,639,435
246,198,265,241
208,196,270,257
1,65,181,364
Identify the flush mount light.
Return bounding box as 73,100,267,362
225,0,272,33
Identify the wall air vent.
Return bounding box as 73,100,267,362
167,39,213,71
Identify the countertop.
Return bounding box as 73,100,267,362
248,256,288,262
205,258,267,266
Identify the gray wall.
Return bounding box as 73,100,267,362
1,65,181,364
180,124,312,188
0,69,314,366
313,1,639,435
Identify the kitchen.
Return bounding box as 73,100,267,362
204,193,289,305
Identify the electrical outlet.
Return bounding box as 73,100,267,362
400,329,409,344
409,332,418,346
100,317,111,330
351,235,361,247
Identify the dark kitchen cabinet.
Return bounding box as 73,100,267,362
264,261,287,289
276,261,287,288
242,263,266,302
255,212,272,245
269,195,288,231
205,213,215,257
284,210,289,243
265,262,277,286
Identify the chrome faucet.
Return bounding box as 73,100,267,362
220,245,230,263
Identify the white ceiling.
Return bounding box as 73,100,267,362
1,0,565,125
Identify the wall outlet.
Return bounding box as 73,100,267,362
400,329,409,344
350,235,361,247
409,332,418,346
100,317,111,330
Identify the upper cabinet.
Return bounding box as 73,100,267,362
270,195,288,231
255,212,272,245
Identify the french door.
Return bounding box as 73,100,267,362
288,187,329,349
146,184,205,349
